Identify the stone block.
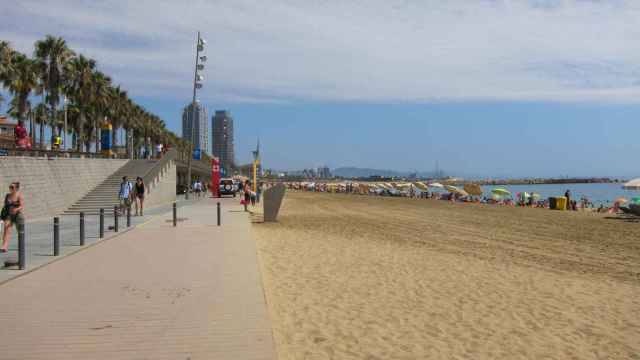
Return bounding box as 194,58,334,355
263,184,285,222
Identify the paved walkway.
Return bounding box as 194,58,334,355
0,194,201,284
0,197,275,360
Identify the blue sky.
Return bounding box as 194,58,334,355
2,1,640,177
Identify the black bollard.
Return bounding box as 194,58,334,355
114,206,119,232
217,202,221,226
80,212,85,246
127,207,131,227
173,202,177,227
53,217,60,256
99,208,104,238
18,223,25,270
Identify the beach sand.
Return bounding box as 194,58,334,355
253,192,640,360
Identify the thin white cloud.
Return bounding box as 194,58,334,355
2,0,640,103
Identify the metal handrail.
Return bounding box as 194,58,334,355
0,146,128,159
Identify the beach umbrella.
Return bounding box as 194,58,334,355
492,188,512,197
623,178,640,190
463,184,483,197
445,185,468,197
413,182,429,191
615,197,628,204
631,197,640,204
531,193,541,200
428,182,444,189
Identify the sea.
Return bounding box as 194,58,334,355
431,183,633,206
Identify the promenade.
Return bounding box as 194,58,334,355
0,197,275,359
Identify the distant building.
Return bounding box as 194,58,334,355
211,110,235,172
182,102,209,155
317,166,332,179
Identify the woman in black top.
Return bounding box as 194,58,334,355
1,182,25,252
134,177,145,216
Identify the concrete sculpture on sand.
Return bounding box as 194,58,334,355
263,183,285,222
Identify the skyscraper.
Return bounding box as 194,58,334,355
182,101,209,155
211,110,235,172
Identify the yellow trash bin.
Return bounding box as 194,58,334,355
555,196,567,210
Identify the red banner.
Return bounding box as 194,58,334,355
211,157,221,198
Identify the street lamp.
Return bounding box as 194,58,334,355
63,95,68,151
186,31,206,200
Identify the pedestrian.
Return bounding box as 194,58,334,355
118,176,133,215
134,177,145,216
1,182,25,252
14,121,30,149
256,181,263,203
564,189,571,210
243,180,251,212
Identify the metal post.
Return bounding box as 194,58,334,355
217,202,221,226
63,96,68,151
127,207,131,227
79,212,85,246
53,217,60,256
187,31,203,200
114,206,119,232
99,208,104,238
173,202,177,227
18,223,25,270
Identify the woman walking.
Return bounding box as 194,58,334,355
134,177,145,216
243,180,251,212
1,182,25,253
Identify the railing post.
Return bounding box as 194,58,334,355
114,206,119,232
80,212,85,246
53,217,60,256
127,207,131,227
217,202,221,226
18,223,25,270
99,208,104,238
173,202,177,227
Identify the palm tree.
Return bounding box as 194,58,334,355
108,85,128,153
0,41,14,84
90,70,111,152
32,102,48,146
64,54,96,151
34,35,74,142
5,52,39,122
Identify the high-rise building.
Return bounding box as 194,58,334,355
182,101,209,154
211,110,235,172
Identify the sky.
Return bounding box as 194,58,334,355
2,0,640,178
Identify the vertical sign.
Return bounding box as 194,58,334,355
211,157,221,198
101,123,112,156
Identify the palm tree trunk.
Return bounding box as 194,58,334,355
77,114,84,152
39,121,45,149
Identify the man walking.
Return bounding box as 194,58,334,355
119,176,133,215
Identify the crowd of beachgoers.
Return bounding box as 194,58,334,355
280,181,633,214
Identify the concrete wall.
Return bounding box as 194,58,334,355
0,157,128,220
144,159,177,209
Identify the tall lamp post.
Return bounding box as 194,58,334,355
186,31,207,200
63,95,68,151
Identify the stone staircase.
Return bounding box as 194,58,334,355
63,159,161,215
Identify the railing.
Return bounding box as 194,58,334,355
0,146,128,159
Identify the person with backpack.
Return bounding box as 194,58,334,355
118,176,133,215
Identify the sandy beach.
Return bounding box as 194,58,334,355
254,192,640,359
